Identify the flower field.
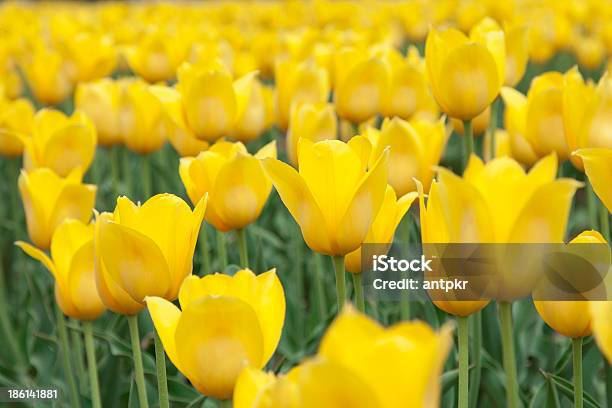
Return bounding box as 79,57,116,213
0,1,611,407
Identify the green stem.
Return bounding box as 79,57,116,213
237,228,249,268
153,329,169,408
586,180,598,230
499,301,519,408
468,311,482,408
110,146,121,198
141,154,152,200
458,316,469,408
122,148,133,197
599,203,610,242
83,321,102,408
352,273,365,313
313,253,327,320
56,306,81,408
332,255,346,313
199,224,211,275
217,231,228,271
463,119,474,172
572,337,583,408
484,99,499,161
127,314,149,408
71,321,87,393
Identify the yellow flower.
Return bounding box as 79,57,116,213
345,187,417,274
149,84,209,157
233,73,268,143
452,106,490,137
176,62,238,142
574,35,605,71
590,301,612,363
94,193,207,315
263,137,388,256
146,268,285,399
234,306,453,408
366,117,447,196
19,168,96,250
418,153,580,315
22,46,73,105
16,219,105,320
275,58,330,130
425,20,504,120
534,231,607,338
334,47,388,124
503,24,529,87
574,148,612,213
500,87,539,166
179,140,276,232
0,98,34,157
22,109,97,177
61,32,117,82
564,73,612,170
75,79,122,147
286,102,337,166
118,79,169,154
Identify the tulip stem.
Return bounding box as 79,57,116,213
70,322,87,392
153,329,169,408
572,337,583,408
484,98,499,162
217,232,228,271
469,311,482,408
352,273,365,312
83,321,102,408
332,255,346,312
599,203,610,241
462,119,474,171
314,253,327,320
127,314,149,408
199,224,211,275
237,229,249,268
141,154,152,200
498,301,519,408
458,315,469,408
56,306,81,408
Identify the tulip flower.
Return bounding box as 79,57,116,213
16,219,105,321
75,79,122,147
0,98,34,157
366,117,447,196
452,106,490,137
574,35,605,71
146,268,285,400
61,32,117,82
233,73,268,143
564,73,612,170
499,87,539,167
590,301,612,363
425,22,504,121
275,57,330,130
334,47,388,124
234,306,453,408
21,109,97,177
503,24,529,87
19,168,96,250
286,102,337,166
575,148,612,214
22,46,73,106
180,140,276,232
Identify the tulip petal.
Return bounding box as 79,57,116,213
50,184,96,235
347,135,372,172
233,367,276,408
145,296,183,370
15,241,56,279
43,124,96,177
575,148,612,213
254,140,277,160
262,158,332,254
50,219,94,289
178,273,232,308
67,241,105,320
590,301,612,363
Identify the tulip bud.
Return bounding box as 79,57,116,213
75,79,122,147
22,46,73,106
61,32,117,82
233,73,267,142
286,102,337,166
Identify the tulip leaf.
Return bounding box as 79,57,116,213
539,369,601,408
441,367,459,394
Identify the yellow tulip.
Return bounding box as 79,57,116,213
564,73,612,170
149,84,209,157
61,32,117,82
263,137,388,256
504,24,529,87
234,306,452,408
22,109,97,177
425,21,504,120
574,148,612,213
22,46,73,105
534,230,607,338
233,73,268,143
334,47,388,124
286,102,337,166
366,117,447,196
275,58,330,130
118,79,169,154
75,79,122,147
94,193,207,315
19,168,96,250
0,98,34,157
146,268,285,399
176,62,237,142
500,87,539,166
16,219,105,320
574,35,605,71
345,187,417,274
452,106,490,137
418,153,580,315
590,301,612,363
180,140,275,232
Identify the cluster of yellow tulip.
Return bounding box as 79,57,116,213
0,1,611,408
